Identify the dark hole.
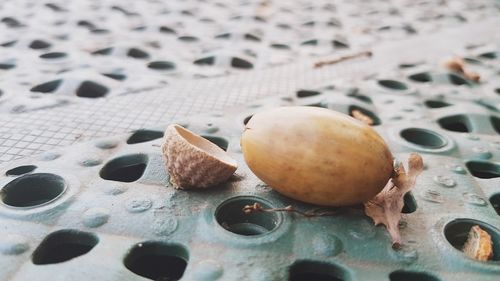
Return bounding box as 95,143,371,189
1,17,23,28
5,165,37,176
478,52,497,60
147,61,176,71
347,93,372,104
0,63,15,70
243,115,253,125
127,48,149,59
408,72,432,83
1,173,65,208
491,116,500,134
178,36,199,42
466,161,500,179
348,105,381,126
463,57,482,65
389,270,441,281
202,136,229,151
301,39,318,46
32,230,98,265
91,28,110,34
424,100,451,108
332,40,349,48
444,219,500,261
244,33,261,42
1,40,17,47
402,192,417,213
448,73,469,86
159,26,176,34
77,20,96,29
76,81,109,98
495,88,500,95
100,154,148,182
127,130,164,144
399,62,422,68
400,128,447,148
231,57,253,69
30,79,62,93
216,197,280,236
289,261,349,281
92,47,113,55
377,79,409,90
124,242,188,281
39,52,67,59
45,3,65,12
270,44,290,50
490,194,500,216
29,40,51,49
102,73,126,81
297,90,321,98
438,115,471,133
194,56,215,66
215,33,231,39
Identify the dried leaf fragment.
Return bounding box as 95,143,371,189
351,109,374,125
444,57,480,82
463,225,493,261
364,153,424,249
314,50,372,68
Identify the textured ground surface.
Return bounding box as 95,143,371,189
0,0,499,281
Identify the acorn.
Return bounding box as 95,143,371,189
162,124,237,189
241,106,393,206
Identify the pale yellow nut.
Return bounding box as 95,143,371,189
241,106,393,207
162,124,237,189
462,225,493,261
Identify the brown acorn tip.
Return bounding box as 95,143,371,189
161,124,237,189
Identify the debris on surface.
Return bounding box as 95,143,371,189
364,153,424,249
444,57,480,82
462,225,494,261
242,202,339,217
351,109,374,125
314,50,372,68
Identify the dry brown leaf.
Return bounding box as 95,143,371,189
351,109,374,126
364,153,424,249
444,57,480,82
463,225,493,261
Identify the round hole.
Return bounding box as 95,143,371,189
377,79,409,90
400,128,447,149
124,241,188,280
243,115,253,125
39,52,67,59
99,154,148,182
5,165,37,176
147,61,176,71
289,260,351,281
444,219,500,262
32,230,98,265
465,161,500,179
495,88,500,95
389,270,441,281
215,196,281,236
1,173,66,208
127,130,164,144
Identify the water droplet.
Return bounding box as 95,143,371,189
433,175,456,187
193,260,223,281
103,185,127,195
152,217,178,236
446,164,466,174
79,158,102,167
312,234,342,256
82,207,110,227
462,192,487,206
349,219,376,239
95,140,118,149
391,244,418,264
472,146,492,159
466,134,480,141
125,198,152,213
422,189,443,203
0,234,29,255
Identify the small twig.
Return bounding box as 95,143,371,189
242,203,338,217
314,50,372,69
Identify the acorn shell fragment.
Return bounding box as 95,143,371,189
241,106,394,206
162,124,237,189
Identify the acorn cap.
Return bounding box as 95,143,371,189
162,124,237,189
